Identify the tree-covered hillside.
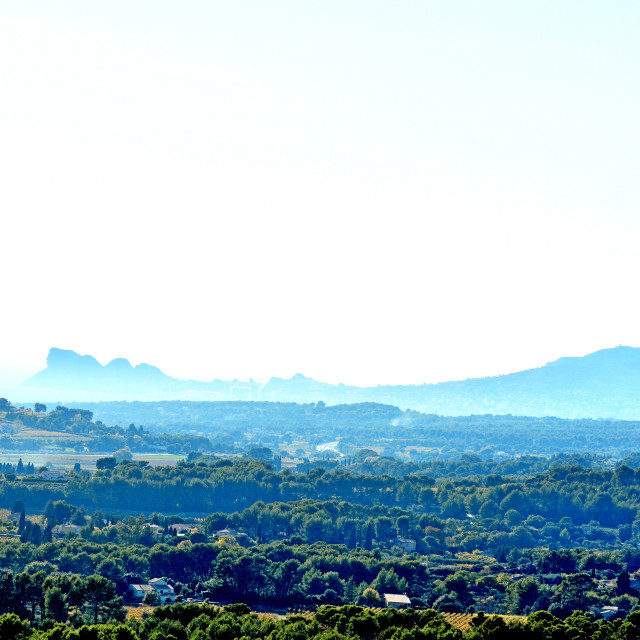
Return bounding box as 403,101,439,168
65,399,640,459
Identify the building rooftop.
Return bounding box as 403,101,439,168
383,594,411,605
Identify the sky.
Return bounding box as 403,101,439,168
1,1,640,387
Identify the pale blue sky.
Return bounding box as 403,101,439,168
1,1,639,386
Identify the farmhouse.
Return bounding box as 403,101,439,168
170,523,199,537
599,606,619,620
143,523,163,536
129,578,176,603
38,470,66,482
394,538,416,553
53,523,83,536
215,528,250,542
383,593,412,609
129,584,154,600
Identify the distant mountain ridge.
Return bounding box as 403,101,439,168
21,346,640,419
24,348,172,393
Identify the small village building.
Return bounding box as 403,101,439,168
170,523,198,537
149,578,176,603
596,579,616,591
129,578,176,603
600,606,619,620
53,524,84,536
129,584,154,600
36,469,67,482
383,593,411,609
38,470,66,482
215,528,250,542
145,524,163,535
394,538,416,553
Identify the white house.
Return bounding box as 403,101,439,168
129,578,176,604
129,584,154,600
38,470,66,482
394,538,417,553
383,593,412,609
143,524,163,536
215,528,249,541
170,524,198,537
149,578,176,603
53,523,84,536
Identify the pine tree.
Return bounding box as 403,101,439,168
45,587,67,622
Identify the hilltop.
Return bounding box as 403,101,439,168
24,348,190,394
20,345,640,419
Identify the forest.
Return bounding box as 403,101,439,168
63,399,640,459
2,455,640,528
4,399,640,637
7,398,640,463
2,457,640,617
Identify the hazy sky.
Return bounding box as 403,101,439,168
2,1,640,386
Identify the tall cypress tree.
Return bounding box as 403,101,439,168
364,520,374,551
29,523,42,545
20,520,31,543
42,525,53,544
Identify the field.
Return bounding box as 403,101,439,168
12,430,88,440
441,613,526,632
0,408,189,470
125,606,155,620
0,452,184,470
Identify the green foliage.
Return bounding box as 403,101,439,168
95,458,117,471
0,613,32,640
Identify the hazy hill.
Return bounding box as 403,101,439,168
20,345,640,419
23,348,218,396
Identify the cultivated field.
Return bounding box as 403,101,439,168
441,613,526,632
0,452,184,470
